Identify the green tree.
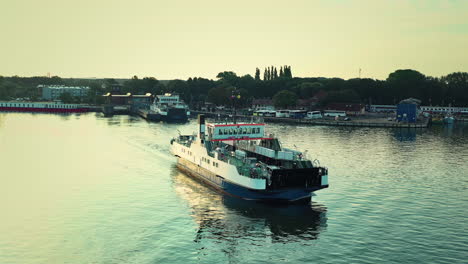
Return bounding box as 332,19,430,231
283,65,292,78
59,92,74,103
237,74,255,93
216,71,238,86
441,72,468,106
295,82,322,99
207,87,228,105
254,68,261,81
273,90,297,108
321,89,360,105
166,79,189,102
386,69,426,102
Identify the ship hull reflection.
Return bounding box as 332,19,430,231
172,168,328,245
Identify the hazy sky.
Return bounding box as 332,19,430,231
1,0,467,80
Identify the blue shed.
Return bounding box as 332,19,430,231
397,103,417,123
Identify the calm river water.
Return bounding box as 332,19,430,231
0,113,467,264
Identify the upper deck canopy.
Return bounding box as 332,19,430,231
206,123,272,141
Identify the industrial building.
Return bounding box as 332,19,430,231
397,98,421,123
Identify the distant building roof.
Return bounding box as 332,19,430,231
102,93,152,97
399,98,421,105
38,84,89,90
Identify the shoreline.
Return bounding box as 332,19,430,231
190,111,430,128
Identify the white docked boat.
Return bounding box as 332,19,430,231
150,93,190,122
170,115,329,203
443,115,455,124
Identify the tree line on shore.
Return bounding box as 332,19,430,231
1,67,467,107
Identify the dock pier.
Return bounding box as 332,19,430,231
190,111,430,128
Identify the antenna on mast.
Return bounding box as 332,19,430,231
230,88,240,124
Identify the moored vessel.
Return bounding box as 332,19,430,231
0,101,88,113
443,115,455,124
150,93,190,122
170,115,329,203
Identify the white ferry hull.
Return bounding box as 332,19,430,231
176,157,324,203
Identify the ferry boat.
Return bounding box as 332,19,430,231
150,93,190,122
0,101,88,113
170,115,329,203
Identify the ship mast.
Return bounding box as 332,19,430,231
231,89,241,124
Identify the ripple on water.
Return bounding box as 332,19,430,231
0,113,467,264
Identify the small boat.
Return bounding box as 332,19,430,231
443,115,455,124
170,115,329,203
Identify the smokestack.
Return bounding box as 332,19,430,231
198,114,205,142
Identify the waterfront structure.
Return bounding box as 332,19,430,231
170,115,329,203
397,98,421,123
102,93,153,108
0,101,88,113
39,85,90,100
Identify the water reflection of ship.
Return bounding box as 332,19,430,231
393,128,417,142
172,168,328,244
